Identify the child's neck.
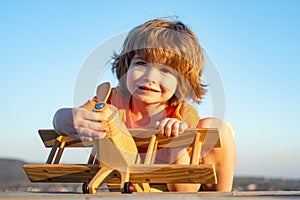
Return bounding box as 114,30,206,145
130,98,167,128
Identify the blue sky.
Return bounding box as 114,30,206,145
0,0,299,179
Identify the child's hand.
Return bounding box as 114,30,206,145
155,118,188,137
72,107,109,141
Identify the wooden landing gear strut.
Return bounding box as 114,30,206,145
82,181,133,194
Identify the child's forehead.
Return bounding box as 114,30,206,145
132,54,143,59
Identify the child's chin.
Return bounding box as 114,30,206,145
133,97,158,104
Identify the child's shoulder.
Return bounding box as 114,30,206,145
181,101,198,115
180,101,200,128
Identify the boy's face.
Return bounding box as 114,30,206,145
126,54,178,106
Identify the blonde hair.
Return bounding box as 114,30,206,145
112,18,206,105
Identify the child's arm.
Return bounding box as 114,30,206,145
198,117,236,191
53,107,109,141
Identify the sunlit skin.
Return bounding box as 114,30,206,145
126,55,188,136
127,55,177,106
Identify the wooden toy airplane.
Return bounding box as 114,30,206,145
23,82,221,194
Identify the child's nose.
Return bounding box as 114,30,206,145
144,66,160,82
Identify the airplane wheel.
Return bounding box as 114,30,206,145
123,182,134,193
82,182,89,194
122,182,134,194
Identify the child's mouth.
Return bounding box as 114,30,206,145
138,86,159,92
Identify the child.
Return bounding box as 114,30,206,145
53,18,236,192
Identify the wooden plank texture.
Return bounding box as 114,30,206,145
38,129,93,148
129,164,217,184
23,164,99,182
39,128,221,149
23,164,217,184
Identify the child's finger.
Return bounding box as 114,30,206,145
178,122,188,135
171,121,180,137
74,108,108,122
86,120,109,132
85,111,108,122
155,121,160,128
158,118,187,137
170,121,188,137
76,127,107,140
157,118,168,135
79,135,93,142
164,119,179,137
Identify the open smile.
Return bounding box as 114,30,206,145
138,85,160,92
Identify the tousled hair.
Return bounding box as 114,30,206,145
112,18,206,106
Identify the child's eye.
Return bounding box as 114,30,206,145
135,61,147,66
160,67,171,74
